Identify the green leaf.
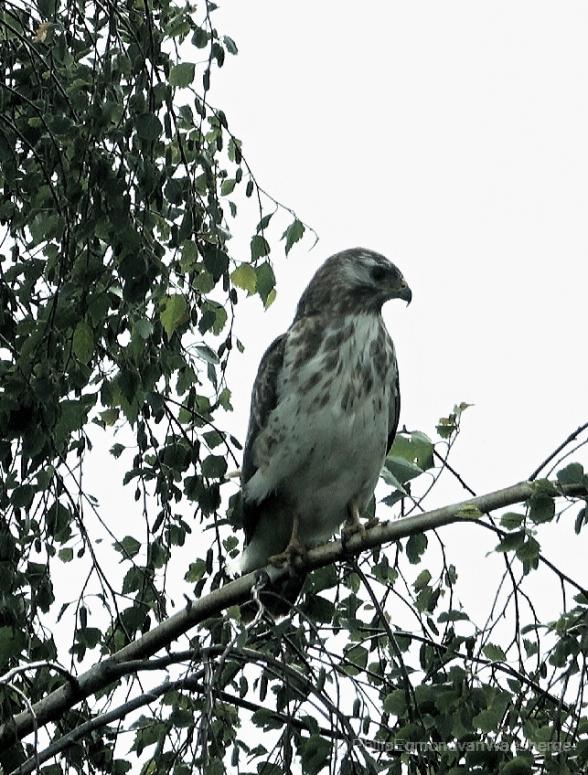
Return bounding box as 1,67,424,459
169,62,195,87
388,431,434,471
250,234,270,261
496,530,525,552
501,756,533,775
160,295,188,338
112,761,132,775
223,35,238,55
230,264,257,294
416,586,436,613
169,707,194,727
500,512,524,530
343,644,367,675
436,404,471,439
383,689,407,716
483,643,506,661
436,418,455,439
72,320,94,364
76,627,102,649
220,178,236,196
38,0,57,16
11,485,35,509
201,455,227,479
134,319,153,340
212,305,227,335
528,492,555,524
282,218,305,255
203,246,229,279
384,456,423,486
380,465,406,493
516,536,540,562
122,567,145,595
575,506,586,535
136,113,163,141
251,708,282,730
413,569,431,592
406,532,427,564
256,212,273,232
195,345,219,364
304,595,335,623
100,408,119,426
307,564,338,593
299,734,330,775
46,502,72,544
58,547,73,562
114,536,141,559
473,706,504,732
256,262,275,305
437,609,469,622
557,462,585,485
192,26,209,48
0,626,26,668
185,559,206,583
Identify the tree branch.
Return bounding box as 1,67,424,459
529,421,588,481
10,673,205,775
0,479,585,751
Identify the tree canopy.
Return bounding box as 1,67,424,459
0,1,587,774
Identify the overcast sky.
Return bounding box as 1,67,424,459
77,2,588,629
31,7,588,767
206,0,588,606
212,0,587,486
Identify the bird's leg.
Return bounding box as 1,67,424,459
364,516,380,530
342,500,366,545
268,514,306,570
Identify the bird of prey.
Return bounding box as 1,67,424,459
239,248,411,615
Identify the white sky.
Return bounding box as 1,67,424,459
213,0,588,482
73,1,588,628
208,0,588,606
40,2,588,764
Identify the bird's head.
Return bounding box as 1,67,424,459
341,248,412,306
295,248,412,318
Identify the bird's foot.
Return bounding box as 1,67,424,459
364,516,380,531
341,501,366,552
341,519,366,552
342,520,366,543
268,537,307,573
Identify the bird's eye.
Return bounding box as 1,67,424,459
371,265,387,282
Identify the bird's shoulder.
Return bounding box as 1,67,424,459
384,330,400,453
241,333,287,485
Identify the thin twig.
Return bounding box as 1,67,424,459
0,479,586,750
529,421,588,481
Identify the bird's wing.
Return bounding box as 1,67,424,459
241,333,286,543
387,354,401,454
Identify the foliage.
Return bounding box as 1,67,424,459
0,1,587,774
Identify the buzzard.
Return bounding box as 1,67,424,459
239,248,411,615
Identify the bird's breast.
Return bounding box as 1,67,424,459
245,313,398,541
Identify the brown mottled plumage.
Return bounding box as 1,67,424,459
239,248,412,617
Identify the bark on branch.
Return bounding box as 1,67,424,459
0,479,585,751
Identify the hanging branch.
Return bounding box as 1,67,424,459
0,479,586,752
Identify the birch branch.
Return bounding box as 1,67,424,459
0,479,585,751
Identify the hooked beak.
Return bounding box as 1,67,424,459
397,280,412,306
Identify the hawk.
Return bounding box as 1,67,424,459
239,248,411,615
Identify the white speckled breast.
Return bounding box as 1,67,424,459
244,312,398,547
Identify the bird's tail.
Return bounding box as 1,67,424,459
240,571,306,622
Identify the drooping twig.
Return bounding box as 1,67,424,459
0,479,586,751
10,672,204,775
529,421,588,481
